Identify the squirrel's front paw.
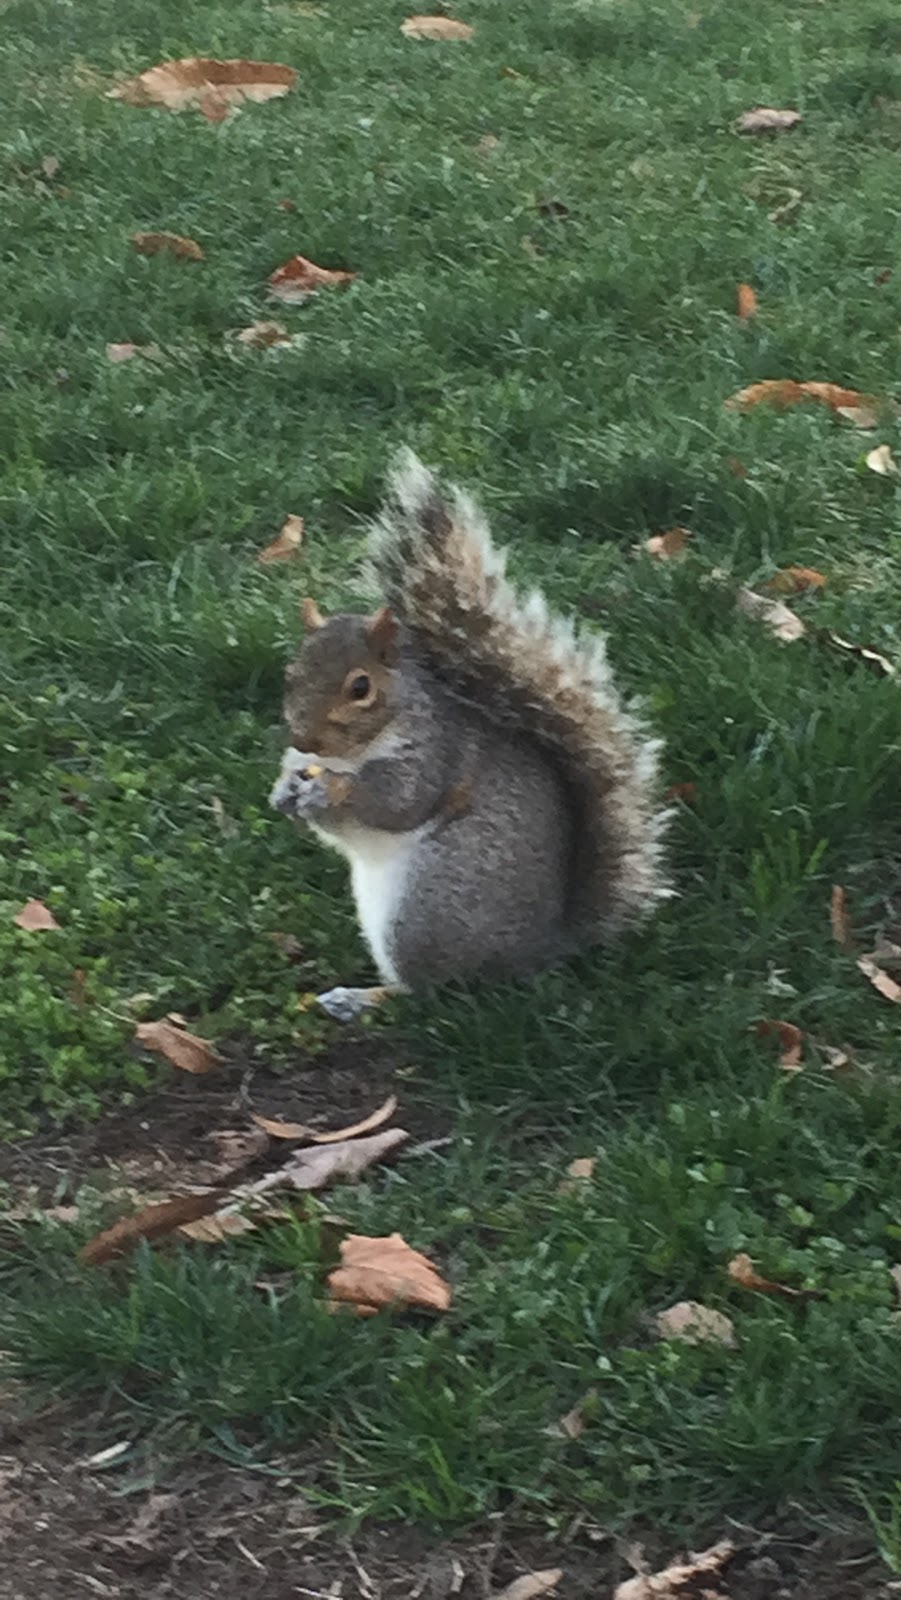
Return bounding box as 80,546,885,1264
270,764,330,820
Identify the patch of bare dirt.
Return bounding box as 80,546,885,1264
0,1036,444,1204
0,1399,892,1600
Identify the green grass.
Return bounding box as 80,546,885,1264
3,0,901,1545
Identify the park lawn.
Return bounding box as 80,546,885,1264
2,0,901,1575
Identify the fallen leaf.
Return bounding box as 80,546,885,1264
41,154,60,179
242,1127,409,1197
475,133,499,156
401,15,475,40
643,527,691,559
109,58,296,116
825,634,895,677
830,885,855,952
546,1390,597,1440
206,1127,269,1176
558,1156,596,1194
131,231,203,262
268,930,304,958
726,379,875,415
134,1018,221,1075
268,254,357,302
663,781,697,804
655,1301,737,1348
866,444,897,476
727,1252,824,1300
614,1541,734,1600
105,342,163,363
233,320,292,348
835,401,880,429
252,1093,398,1144
493,1574,563,1600
178,1209,258,1242
736,587,806,643
764,566,826,594
736,107,801,134
857,954,901,1004
85,1440,133,1468
13,899,60,931
328,1231,451,1314
737,283,757,320
257,514,305,564
80,1190,223,1265
756,1019,804,1070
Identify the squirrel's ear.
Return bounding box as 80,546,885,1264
366,605,399,665
300,597,326,631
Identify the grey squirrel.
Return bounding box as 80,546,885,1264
270,451,669,1020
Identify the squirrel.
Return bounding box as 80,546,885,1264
270,451,669,1021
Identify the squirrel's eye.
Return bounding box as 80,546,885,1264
349,673,371,701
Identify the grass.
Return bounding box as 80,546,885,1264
2,0,901,1547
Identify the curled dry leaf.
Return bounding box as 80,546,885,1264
764,566,825,594
133,1017,221,1075
401,15,475,40
727,1252,824,1301
826,634,894,677
109,58,296,116
328,1231,451,1314
726,379,875,415
268,255,357,302
736,587,806,643
131,231,203,262
233,320,292,349
755,1019,804,1071
257,514,305,564
643,527,691,559
830,884,854,952
736,107,801,134
13,899,60,931
546,1389,597,1440
866,444,897,476
252,1093,398,1144
736,283,757,320
493,1574,563,1600
614,1541,734,1600
242,1126,409,1196
80,1190,222,1265
655,1301,737,1349
857,954,901,1004
558,1155,596,1194
105,342,162,364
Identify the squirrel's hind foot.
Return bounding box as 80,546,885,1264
316,984,396,1023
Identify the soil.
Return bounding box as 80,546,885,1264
0,1397,894,1600
0,1050,895,1598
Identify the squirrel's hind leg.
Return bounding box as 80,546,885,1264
316,984,401,1023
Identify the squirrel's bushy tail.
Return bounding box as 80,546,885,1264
369,450,670,939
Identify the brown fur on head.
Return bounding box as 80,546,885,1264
284,604,401,760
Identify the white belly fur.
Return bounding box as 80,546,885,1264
311,822,425,984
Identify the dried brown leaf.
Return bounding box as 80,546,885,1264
401,15,474,40
764,566,826,595
866,444,897,476
825,633,895,677
614,1541,734,1600
252,1093,398,1144
736,107,801,134
328,1231,451,1314
257,514,305,564
558,1156,596,1194
233,320,292,348
726,379,871,414
242,1126,409,1196
547,1390,597,1440
493,1574,563,1600
80,1190,222,1265
644,527,691,559
755,1019,804,1071
736,283,757,320
736,587,806,643
655,1301,737,1348
177,1209,258,1243
131,230,203,261
663,781,697,804
109,58,296,115
727,1252,824,1300
830,885,855,952
13,899,60,931
857,954,901,1004
206,1127,269,1175
133,1018,221,1075
268,254,356,302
